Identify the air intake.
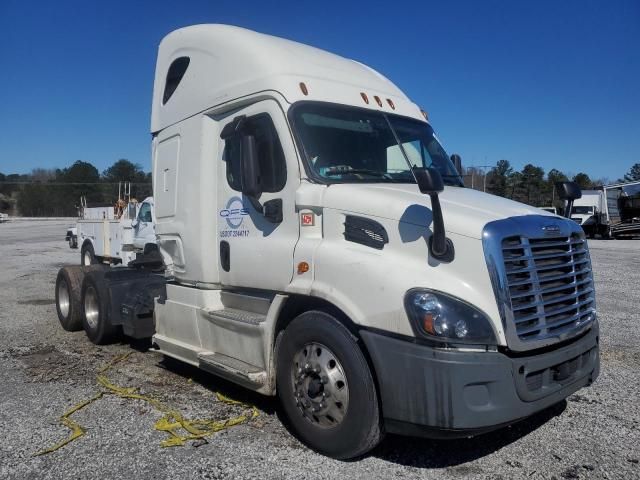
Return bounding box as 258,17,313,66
344,216,388,250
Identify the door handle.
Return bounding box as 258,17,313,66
220,241,230,272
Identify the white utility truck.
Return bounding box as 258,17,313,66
54,25,599,459
68,195,156,265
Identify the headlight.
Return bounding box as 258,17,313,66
404,289,497,345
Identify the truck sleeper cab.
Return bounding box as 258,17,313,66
55,25,599,460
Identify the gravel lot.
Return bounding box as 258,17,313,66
1,219,638,480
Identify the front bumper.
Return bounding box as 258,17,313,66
360,324,599,438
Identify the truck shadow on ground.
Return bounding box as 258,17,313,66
155,354,278,415
370,400,567,468
154,348,567,467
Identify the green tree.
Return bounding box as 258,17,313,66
55,161,102,214
572,172,593,190
519,164,545,206
623,163,640,182
486,159,513,197
102,159,151,200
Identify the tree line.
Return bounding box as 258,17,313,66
462,161,640,210
1,158,639,217
0,159,152,217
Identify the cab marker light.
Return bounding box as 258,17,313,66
299,82,308,96
374,95,383,107
360,92,369,104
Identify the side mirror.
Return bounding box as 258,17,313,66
413,167,454,262
450,154,463,175
240,135,262,199
413,167,444,195
557,181,582,201
557,181,582,219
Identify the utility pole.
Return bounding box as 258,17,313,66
475,165,493,192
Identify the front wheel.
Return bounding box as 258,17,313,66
81,242,97,266
276,311,383,459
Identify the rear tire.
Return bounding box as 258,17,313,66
55,266,85,331
81,269,120,344
276,311,383,459
81,242,97,266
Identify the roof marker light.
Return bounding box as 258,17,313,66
386,98,395,110
374,95,383,107
360,92,369,104
299,82,308,96
420,109,429,120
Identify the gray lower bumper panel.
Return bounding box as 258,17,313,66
360,326,599,437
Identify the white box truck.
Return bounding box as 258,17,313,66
569,182,640,238
570,190,604,237
54,25,599,459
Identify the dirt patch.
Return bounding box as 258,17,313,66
17,344,90,383
600,346,640,365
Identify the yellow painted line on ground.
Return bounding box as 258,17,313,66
35,353,258,455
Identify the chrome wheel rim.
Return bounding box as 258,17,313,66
292,342,349,428
58,280,70,318
84,285,99,330
83,252,92,265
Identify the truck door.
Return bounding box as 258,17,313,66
133,200,155,249
217,99,300,291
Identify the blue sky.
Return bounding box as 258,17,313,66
0,0,638,181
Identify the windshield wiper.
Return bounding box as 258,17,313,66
324,167,390,178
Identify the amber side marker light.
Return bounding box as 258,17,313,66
374,95,383,107
297,262,310,274
299,82,308,96
360,92,369,104
422,313,436,335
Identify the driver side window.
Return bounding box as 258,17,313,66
138,203,152,222
223,114,287,193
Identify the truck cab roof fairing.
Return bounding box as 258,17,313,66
150,24,424,133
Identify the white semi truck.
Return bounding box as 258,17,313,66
66,196,156,265
54,25,599,459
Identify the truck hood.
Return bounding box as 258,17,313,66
322,184,554,239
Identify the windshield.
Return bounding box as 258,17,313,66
572,206,594,215
290,103,463,186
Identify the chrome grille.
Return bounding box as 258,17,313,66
501,233,595,342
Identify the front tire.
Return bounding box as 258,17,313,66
81,270,120,344
276,311,382,459
81,242,97,266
